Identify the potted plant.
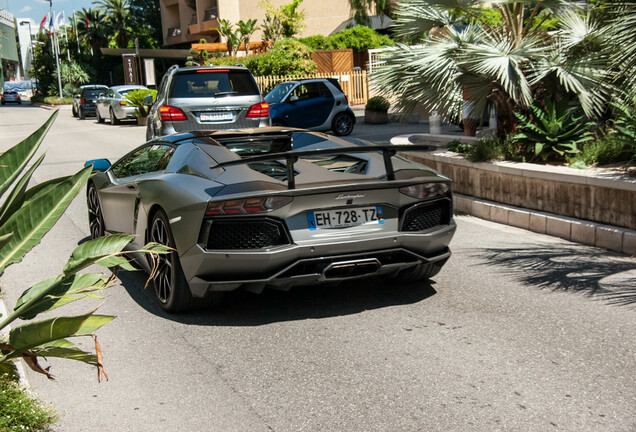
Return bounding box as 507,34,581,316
124,89,158,126
365,95,390,124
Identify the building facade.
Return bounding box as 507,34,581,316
0,10,19,84
161,0,353,47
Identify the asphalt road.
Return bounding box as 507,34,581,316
0,104,635,432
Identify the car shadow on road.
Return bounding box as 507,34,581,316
474,244,636,307
116,269,438,325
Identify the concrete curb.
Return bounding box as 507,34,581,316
0,298,31,387
455,193,636,256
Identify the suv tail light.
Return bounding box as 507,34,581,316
159,105,187,121
81,98,85,104
119,100,128,106
246,102,269,118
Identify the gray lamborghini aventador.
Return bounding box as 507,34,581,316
86,128,456,312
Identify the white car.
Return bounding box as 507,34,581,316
95,85,148,124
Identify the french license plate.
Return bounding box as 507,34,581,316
200,112,233,121
307,206,384,230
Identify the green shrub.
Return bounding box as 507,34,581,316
467,134,522,163
42,97,73,105
365,96,390,112
245,38,316,76
0,374,56,431
446,140,472,154
299,26,394,51
124,89,158,117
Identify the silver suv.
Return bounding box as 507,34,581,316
146,65,270,140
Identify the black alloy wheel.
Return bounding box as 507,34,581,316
110,108,121,125
79,107,86,120
87,184,105,239
149,210,193,313
331,112,354,136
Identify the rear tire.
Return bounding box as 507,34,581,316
331,112,354,136
72,105,77,117
79,108,86,119
110,108,121,125
149,209,193,313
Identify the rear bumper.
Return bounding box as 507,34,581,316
180,221,456,296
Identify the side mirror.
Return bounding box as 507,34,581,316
85,158,112,172
289,95,299,103
142,95,154,107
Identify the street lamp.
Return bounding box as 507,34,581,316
48,0,63,98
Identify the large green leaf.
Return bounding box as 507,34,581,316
0,165,92,276
63,234,135,275
0,110,58,200
12,273,108,321
0,153,46,226
5,312,115,359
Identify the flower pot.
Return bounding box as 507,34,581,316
365,109,388,124
137,116,148,126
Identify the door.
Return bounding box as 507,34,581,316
280,82,335,129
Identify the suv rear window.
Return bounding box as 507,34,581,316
170,70,259,98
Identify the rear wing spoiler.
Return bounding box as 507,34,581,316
211,144,434,189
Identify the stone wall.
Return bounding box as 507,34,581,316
400,151,636,230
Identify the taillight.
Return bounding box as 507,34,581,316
246,102,269,118
399,183,450,199
119,100,127,106
81,98,85,104
206,196,292,216
159,105,187,121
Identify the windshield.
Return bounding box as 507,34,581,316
84,89,103,96
265,82,296,104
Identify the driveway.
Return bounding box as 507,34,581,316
0,104,634,432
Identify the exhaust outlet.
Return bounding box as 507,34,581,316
323,259,381,279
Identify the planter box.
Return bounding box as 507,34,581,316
365,109,388,124
397,147,636,230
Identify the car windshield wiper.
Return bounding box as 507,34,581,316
214,91,238,97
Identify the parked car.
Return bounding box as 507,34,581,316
146,65,270,140
85,127,456,312
1,90,21,105
265,78,356,136
95,85,149,124
73,84,108,119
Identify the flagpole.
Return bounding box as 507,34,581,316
49,0,63,98
61,12,71,61
73,10,80,54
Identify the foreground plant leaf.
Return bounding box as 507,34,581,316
0,110,58,199
5,311,115,360
0,165,92,276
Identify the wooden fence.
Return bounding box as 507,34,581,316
254,70,369,105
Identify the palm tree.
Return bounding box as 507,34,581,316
237,19,258,55
76,8,110,54
372,0,612,138
93,0,131,48
602,1,636,90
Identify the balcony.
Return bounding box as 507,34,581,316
188,8,219,36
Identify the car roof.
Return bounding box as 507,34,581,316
171,65,252,74
109,85,148,91
80,84,108,89
278,78,343,91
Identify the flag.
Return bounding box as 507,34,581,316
56,11,65,29
49,14,55,35
39,14,47,32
